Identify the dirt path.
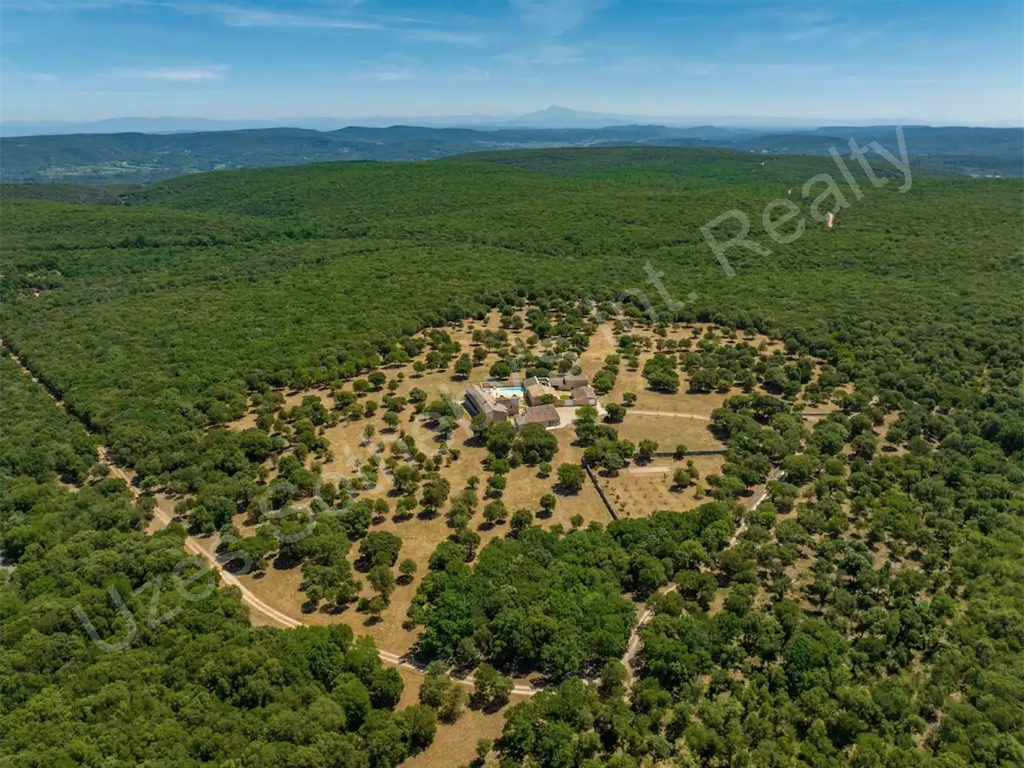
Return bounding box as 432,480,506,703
620,466,785,681
147,500,305,629
107,449,538,695
3,340,66,408
626,465,672,475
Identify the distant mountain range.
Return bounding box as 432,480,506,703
10,105,1022,137
2,119,1019,184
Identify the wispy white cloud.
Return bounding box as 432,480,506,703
845,29,882,50
224,10,380,30
9,0,336,27
3,0,139,10
509,0,613,35
119,64,228,81
451,67,491,81
404,29,486,47
768,9,842,27
348,60,493,84
784,24,837,42
499,44,585,67
348,56,420,82
350,69,417,82
842,74,942,87
24,72,60,83
170,3,384,30
738,7,886,51
664,13,707,24
9,0,487,51
601,54,717,77
168,2,487,46
733,62,835,80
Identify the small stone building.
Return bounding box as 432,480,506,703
465,385,510,421
515,404,560,428
525,381,557,406
569,385,597,406
549,374,590,391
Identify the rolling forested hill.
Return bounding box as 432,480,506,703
1,147,1021,767
1,124,1020,184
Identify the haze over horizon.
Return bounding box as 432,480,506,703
3,0,1022,128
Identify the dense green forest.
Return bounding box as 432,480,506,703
0,349,438,768
1,147,1021,767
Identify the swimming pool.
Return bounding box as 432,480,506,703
490,386,525,399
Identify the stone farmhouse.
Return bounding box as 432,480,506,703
464,385,520,422
523,376,597,407
463,374,596,429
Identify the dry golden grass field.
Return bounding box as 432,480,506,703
600,454,726,519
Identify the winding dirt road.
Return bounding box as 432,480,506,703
112,453,538,694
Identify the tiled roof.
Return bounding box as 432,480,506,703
516,404,559,425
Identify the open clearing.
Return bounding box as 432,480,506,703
599,454,726,518
225,311,616,650
219,312,823,656
614,411,723,451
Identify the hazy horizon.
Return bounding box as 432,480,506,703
5,108,1023,131
3,0,1022,126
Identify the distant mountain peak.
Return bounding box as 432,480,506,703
524,106,593,116
506,106,637,128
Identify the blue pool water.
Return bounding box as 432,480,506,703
491,387,525,399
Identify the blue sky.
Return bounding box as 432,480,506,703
3,0,1022,124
